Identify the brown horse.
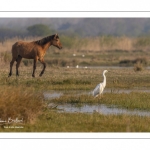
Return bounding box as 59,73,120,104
8,34,62,77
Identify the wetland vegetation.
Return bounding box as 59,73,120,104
1,36,150,132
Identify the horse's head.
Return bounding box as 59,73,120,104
51,34,62,49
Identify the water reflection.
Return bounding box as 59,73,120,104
43,91,63,100
43,89,150,101
104,88,150,94
43,90,150,117
43,88,150,100
57,104,150,117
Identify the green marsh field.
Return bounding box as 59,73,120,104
1,36,150,132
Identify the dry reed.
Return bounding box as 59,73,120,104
0,86,45,124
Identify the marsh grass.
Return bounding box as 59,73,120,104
52,94,95,104
102,92,150,110
2,36,150,67
1,67,150,131
0,51,11,63
50,92,150,110
0,86,45,126
12,110,150,132
1,36,150,131
1,66,150,90
134,61,144,71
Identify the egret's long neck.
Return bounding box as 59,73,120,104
103,73,106,86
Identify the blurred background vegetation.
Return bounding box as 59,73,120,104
1,18,150,38
1,18,150,69
1,18,150,131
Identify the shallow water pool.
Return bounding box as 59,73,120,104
43,90,150,117
57,103,150,117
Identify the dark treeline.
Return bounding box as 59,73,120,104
0,24,55,41
0,28,27,41
1,18,150,40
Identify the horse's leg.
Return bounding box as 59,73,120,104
32,58,37,77
8,58,16,77
16,55,22,76
39,58,46,77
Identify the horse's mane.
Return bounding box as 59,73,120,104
34,34,58,45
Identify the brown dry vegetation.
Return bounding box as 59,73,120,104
0,86,45,125
0,66,150,131
1,36,150,132
1,36,150,68
0,36,149,53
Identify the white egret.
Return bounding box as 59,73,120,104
76,65,79,68
93,70,108,97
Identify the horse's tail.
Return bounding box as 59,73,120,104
11,42,19,59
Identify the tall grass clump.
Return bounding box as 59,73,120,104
99,36,134,51
134,37,150,50
119,57,148,69
134,62,143,71
133,57,148,71
0,51,11,63
0,86,45,124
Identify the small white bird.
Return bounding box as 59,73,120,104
76,65,79,68
93,70,108,98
